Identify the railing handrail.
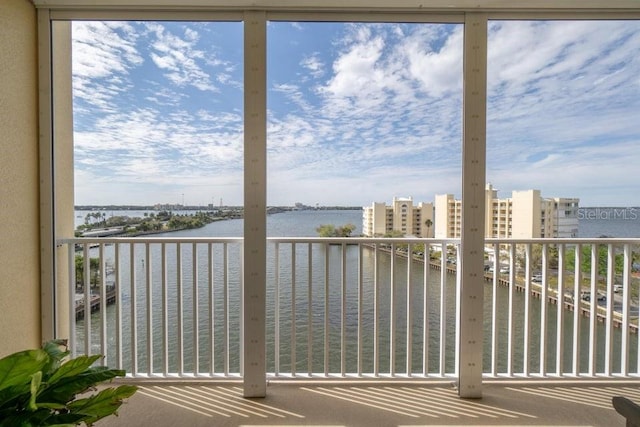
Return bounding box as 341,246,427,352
58,236,244,244
486,237,640,244
60,236,640,245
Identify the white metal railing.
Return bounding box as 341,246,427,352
58,237,640,380
64,237,243,378
484,238,640,379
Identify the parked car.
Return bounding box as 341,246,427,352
531,274,543,283
582,291,606,302
614,284,623,293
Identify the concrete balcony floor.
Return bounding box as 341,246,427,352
100,380,640,427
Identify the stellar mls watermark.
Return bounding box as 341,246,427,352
578,207,638,220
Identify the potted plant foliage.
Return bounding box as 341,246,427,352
0,339,136,426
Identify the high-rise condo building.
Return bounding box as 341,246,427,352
362,197,434,237
434,184,579,238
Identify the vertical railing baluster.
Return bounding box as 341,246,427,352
556,244,565,376
406,243,413,377
308,242,313,376
589,244,598,376
374,243,379,377
390,242,396,376
239,242,244,377
100,244,107,365
423,243,430,377
208,243,214,376
177,242,183,376
223,242,229,376
540,244,548,376
507,243,515,376
605,244,614,376
572,244,581,376
637,244,640,376
83,245,91,357
274,242,280,376
68,244,76,358
439,243,446,376
291,243,297,377
357,243,363,377
324,242,330,376
193,242,199,376
162,243,168,376
523,243,532,376
130,242,137,376
341,242,347,376
491,242,498,376
622,244,631,375
146,243,153,376
115,243,122,369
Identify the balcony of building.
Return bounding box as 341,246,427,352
99,381,635,426
3,1,640,425
61,236,640,426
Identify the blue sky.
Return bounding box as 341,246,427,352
72,20,640,207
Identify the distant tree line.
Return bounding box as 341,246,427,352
75,210,237,236
316,224,356,237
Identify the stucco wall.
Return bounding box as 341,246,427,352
0,0,41,356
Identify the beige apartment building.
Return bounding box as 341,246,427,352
362,197,434,237
434,184,579,238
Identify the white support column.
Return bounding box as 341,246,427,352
52,21,74,341
243,11,267,398
38,8,56,342
458,13,487,399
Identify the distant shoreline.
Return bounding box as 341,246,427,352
75,205,640,210
76,207,364,238
75,205,363,212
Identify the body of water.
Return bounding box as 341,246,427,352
74,208,639,376
76,206,640,238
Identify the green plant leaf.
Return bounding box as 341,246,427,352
46,354,102,386
67,385,137,425
0,342,135,426
39,367,126,404
34,401,66,410
0,406,65,427
28,371,42,411
41,340,70,376
0,349,49,392
0,383,31,410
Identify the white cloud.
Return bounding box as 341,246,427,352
72,22,143,111
146,23,217,92
322,28,387,101
300,53,325,78
402,26,463,97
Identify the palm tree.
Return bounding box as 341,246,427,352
424,219,433,237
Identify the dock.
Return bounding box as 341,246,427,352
75,288,117,320
429,258,638,334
